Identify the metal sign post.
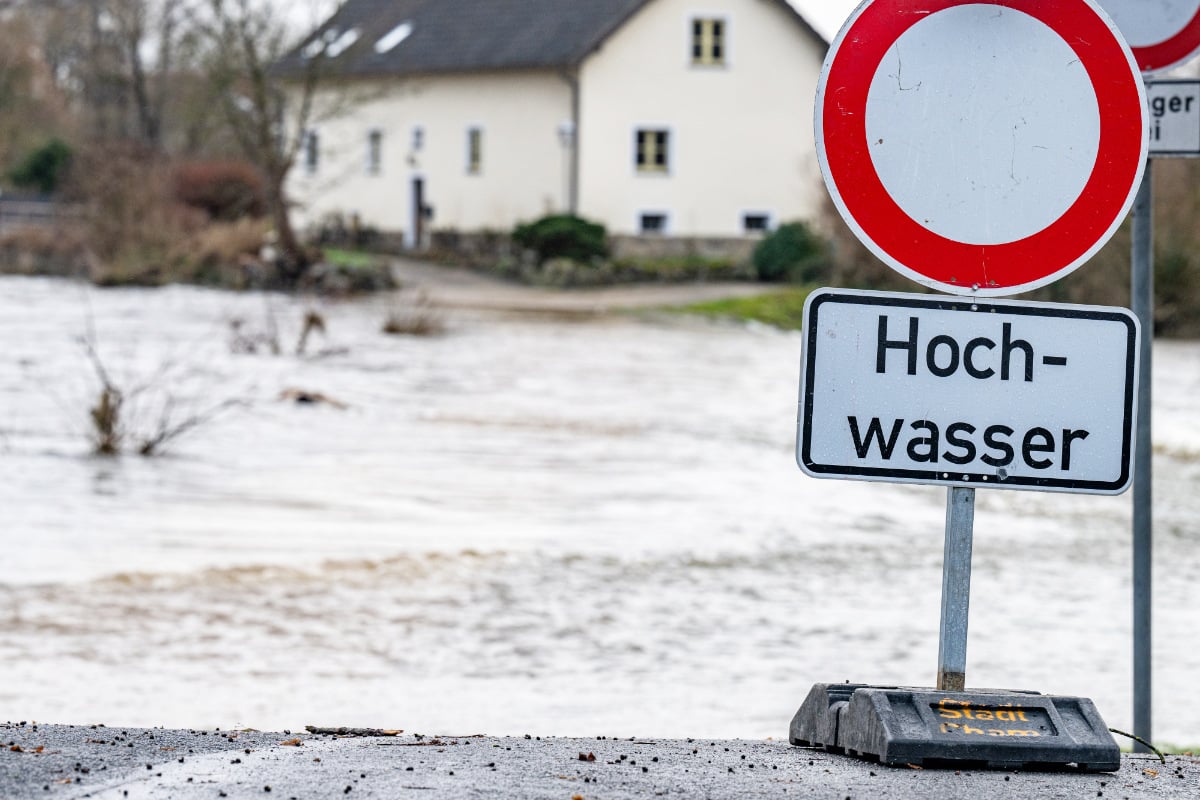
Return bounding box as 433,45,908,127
937,487,975,693
1097,0,1200,752
1134,86,1200,746
1130,162,1154,753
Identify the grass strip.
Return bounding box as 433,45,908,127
322,247,380,269
677,286,815,330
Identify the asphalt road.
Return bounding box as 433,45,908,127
3,723,1197,799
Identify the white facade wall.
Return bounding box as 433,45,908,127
577,0,826,236
287,0,826,242
290,71,573,243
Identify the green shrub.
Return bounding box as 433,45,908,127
9,138,73,194
752,221,825,282
512,214,608,264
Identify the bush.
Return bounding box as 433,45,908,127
0,226,92,278
752,221,826,282
65,143,209,285
512,214,608,264
172,160,266,221
315,212,381,249
9,138,73,194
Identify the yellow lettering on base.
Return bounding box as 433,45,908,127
974,710,994,721
996,711,1016,722
938,722,1042,738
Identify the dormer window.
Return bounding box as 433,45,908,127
691,18,725,66
303,26,361,59
302,33,329,59
375,21,414,54
326,28,361,58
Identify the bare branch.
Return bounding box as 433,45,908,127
137,395,243,455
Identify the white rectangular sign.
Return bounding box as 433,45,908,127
1148,79,1200,156
797,290,1139,495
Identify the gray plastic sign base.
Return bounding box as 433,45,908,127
790,683,1120,772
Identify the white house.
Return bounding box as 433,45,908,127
283,0,828,247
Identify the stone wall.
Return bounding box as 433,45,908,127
426,229,517,268
424,229,758,268
608,234,757,264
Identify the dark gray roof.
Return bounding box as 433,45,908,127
277,0,826,77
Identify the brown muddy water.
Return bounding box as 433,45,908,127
0,276,1198,745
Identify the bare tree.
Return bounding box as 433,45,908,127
6,0,189,150
193,0,328,286
109,0,187,148
0,13,75,168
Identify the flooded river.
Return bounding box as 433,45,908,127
1,275,1198,744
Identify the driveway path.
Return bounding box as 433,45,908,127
390,257,774,315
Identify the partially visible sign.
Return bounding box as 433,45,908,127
1148,79,1200,156
1100,0,1200,74
797,290,1139,495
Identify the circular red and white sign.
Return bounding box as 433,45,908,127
1101,0,1200,74
816,0,1148,297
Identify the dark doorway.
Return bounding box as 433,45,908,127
411,177,425,250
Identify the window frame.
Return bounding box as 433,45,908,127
303,129,320,175
466,126,483,175
742,211,773,234
634,127,672,175
689,15,729,67
638,211,670,235
366,128,383,176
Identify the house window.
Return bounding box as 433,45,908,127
367,129,382,175
692,18,725,65
743,213,770,233
466,127,482,174
635,129,669,173
640,213,668,234
303,129,319,174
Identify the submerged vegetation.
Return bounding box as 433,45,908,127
382,291,444,336
81,330,240,458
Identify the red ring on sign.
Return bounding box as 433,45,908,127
819,0,1145,294
1131,7,1200,73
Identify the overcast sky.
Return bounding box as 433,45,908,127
789,0,860,41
